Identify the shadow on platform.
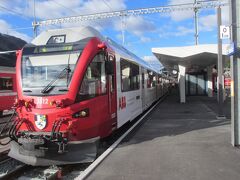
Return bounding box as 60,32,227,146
121,89,231,146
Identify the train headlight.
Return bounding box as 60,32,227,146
49,100,56,106
72,108,89,118
25,101,29,107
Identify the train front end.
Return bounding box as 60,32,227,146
8,28,115,166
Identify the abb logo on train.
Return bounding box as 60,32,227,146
0,66,17,116
6,27,170,166
119,96,126,109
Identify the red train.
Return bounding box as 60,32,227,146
8,27,169,166
0,66,17,116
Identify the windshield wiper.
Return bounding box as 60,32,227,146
58,88,68,92
23,89,32,92
41,67,71,94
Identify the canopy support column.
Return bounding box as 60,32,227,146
207,66,213,97
178,65,186,103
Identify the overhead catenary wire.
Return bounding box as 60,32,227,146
102,0,126,45
102,0,113,11
7,27,33,31
31,0,228,45
51,0,80,16
50,0,107,32
0,2,33,35
33,0,228,27
0,5,24,17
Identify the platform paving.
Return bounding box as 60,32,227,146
86,92,240,180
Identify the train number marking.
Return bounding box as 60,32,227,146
36,97,49,105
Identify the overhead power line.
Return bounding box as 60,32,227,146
102,0,113,11
0,5,23,17
32,0,228,27
31,0,228,45
51,0,79,15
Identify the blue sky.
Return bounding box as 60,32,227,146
0,0,229,69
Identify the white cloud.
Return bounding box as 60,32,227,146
158,25,194,39
0,0,126,20
199,14,216,32
175,26,194,36
167,0,194,21
125,16,156,36
0,0,127,42
16,0,126,20
0,0,128,38
113,16,156,42
140,36,152,43
0,19,32,42
198,5,230,32
167,0,229,25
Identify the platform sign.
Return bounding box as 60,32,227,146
220,25,230,39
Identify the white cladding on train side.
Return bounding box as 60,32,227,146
31,26,105,45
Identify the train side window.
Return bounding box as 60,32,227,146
158,77,162,84
108,55,115,92
147,71,156,88
147,70,152,88
153,73,156,87
0,77,13,91
120,59,139,92
78,53,106,101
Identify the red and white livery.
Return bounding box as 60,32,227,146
0,66,17,116
8,27,169,166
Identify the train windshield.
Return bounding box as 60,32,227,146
21,45,82,95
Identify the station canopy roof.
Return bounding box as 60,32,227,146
152,44,229,73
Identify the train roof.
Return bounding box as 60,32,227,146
31,26,105,45
105,38,156,72
31,26,159,73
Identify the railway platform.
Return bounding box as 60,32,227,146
86,91,240,180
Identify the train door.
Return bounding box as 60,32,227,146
141,67,145,111
77,52,116,138
106,54,117,131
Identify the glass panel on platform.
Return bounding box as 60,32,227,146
186,73,207,96
197,75,205,95
189,75,197,95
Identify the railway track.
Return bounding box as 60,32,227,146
0,95,167,179
0,150,9,162
0,157,27,179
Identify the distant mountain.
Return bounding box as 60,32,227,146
0,33,26,67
